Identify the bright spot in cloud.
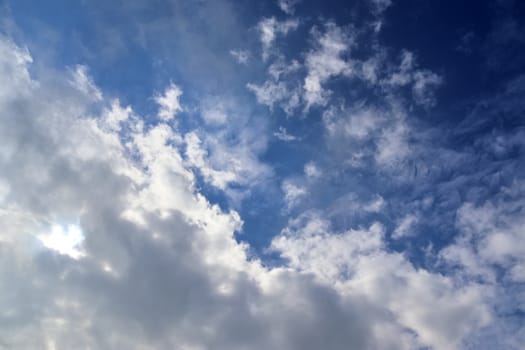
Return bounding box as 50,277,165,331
38,224,85,259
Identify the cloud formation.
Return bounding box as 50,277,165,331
0,29,495,350
1,0,524,348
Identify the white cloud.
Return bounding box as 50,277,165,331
37,224,85,259
229,49,249,65
375,117,411,166
304,161,321,178
247,59,301,114
185,131,237,190
247,80,289,109
278,0,301,15
200,98,229,125
363,195,385,212
104,99,133,131
155,82,183,120
272,211,492,350
303,23,354,109
441,186,525,283
69,65,102,101
321,102,411,169
257,17,299,60
273,126,298,141
282,180,307,208
392,213,419,239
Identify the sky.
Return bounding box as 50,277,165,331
0,0,524,349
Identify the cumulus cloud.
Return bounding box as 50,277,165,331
272,211,491,350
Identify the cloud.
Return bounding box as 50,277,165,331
69,65,103,101
257,17,299,60
271,211,491,350
363,195,385,212
382,50,443,107
321,101,411,169
303,22,354,109
369,0,392,14
1,2,523,347
185,131,237,190
155,82,183,121
199,97,229,125
281,180,307,209
304,161,321,178
277,0,301,15
247,59,301,114
229,49,250,65
273,126,299,141
392,213,419,239
441,181,525,283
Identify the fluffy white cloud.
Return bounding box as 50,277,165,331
303,23,354,109
185,131,237,190
155,82,183,120
442,182,525,284
272,211,492,350
281,180,307,209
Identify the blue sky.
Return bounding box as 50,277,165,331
0,0,524,349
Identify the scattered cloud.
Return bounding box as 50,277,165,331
281,180,307,209
304,161,321,178
155,82,183,121
1,1,524,348
230,48,250,65
257,17,299,60
392,213,419,239
277,0,301,15
303,22,354,109
273,126,299,141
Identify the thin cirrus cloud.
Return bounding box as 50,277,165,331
1,0,525,349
